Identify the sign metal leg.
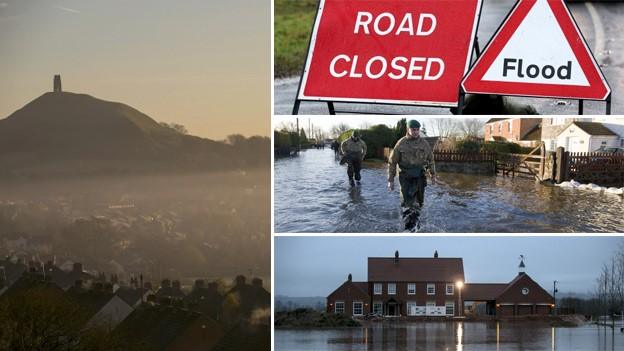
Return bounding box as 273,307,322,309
328,102,336,115
292,100,301,115
578,100,583,115
606,94,612,115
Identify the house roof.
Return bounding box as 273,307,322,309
462,283,508,301
115,286,145,306
571,122,618,136
485,118,508,124
0,259,27,286
368,257,465,282
114,305,207,351
522,124,542,141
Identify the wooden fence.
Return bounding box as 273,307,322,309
567,152,624,187
433,150,496,162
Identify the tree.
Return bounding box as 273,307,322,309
160,122,188,134
458,118,485,137
330,123,351,138
430,118,460,138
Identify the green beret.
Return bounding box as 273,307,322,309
407,119,421,129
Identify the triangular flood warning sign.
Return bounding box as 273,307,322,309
462,0,610,100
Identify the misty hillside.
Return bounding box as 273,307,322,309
0,92,268,178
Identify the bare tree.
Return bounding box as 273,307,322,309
430,118,460,137
330,123,351,138
458,118,485,137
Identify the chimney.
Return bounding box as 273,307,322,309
252,278,263,288
195,279,205,289
53,74,62,92
140,274,144,304
73,262,83,273
394,250,399,264
347,273,352,282
235,275,246,287
434,250,438,258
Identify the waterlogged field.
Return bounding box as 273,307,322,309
274,148,624,233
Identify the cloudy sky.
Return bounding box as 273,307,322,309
0,0,268,140
275,236,623,297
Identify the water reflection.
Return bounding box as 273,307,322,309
275,149,624,233
275,322,624,351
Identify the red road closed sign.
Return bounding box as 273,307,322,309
298,0,482,107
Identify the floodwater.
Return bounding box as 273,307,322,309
275,322,624,351
274,149,624,233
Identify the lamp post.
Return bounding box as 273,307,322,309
456,281,464,317
553,280,558,316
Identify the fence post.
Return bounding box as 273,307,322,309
539,142,545,181
555,147,566,183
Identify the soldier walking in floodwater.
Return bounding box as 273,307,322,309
388,119,437,230
340,130,367,187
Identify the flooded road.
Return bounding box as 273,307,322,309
274,149,624,233
275,322,624,351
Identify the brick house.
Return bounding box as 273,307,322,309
328,251,464,317
327,252,553,318
484,118,541,146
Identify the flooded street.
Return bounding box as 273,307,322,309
275,322,624,351
274,149,624,233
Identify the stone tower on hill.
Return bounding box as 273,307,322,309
53,75,62,92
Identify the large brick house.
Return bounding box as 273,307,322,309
327,251,553,318
484,118,541,146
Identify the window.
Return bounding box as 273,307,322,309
446,284,454,295
388,283,396,295
407,302,417,316
374,283,382,295
407,283,416,295
335,301,344,314
498,123,502,132
508,121,512,133
445,302,455,316
549,140,556,151
373,302,382,315
353,301,363,316
427,284,435,295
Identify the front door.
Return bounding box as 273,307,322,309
388,304,395,316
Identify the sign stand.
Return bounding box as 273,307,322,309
290,0,484,115
460,0,612,115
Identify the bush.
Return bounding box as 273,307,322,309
456,140,481,153
482,141,522,154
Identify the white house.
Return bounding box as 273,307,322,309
592,117,624,147
556,122,619,153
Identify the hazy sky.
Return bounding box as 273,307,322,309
0,0,269,140
275,236,623,297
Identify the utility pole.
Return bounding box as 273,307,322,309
296,118,300,152
553,281,558,315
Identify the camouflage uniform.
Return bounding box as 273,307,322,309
388,135,435,208
341,137,367,183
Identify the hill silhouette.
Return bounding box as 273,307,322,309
0,92,268,178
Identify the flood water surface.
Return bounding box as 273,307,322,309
275,322,624,351
274,149,624,233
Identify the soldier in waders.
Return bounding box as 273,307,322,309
340,130,367,187
388,119,437,230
